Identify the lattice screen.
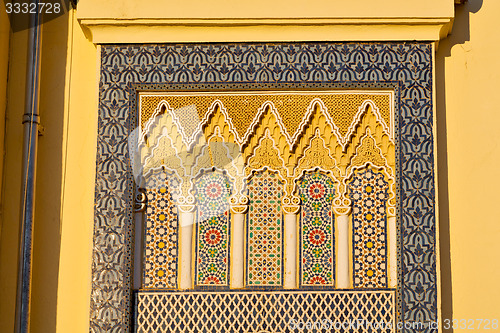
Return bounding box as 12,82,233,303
135,290,395,332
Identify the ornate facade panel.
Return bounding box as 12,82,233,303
93,43,436,332
143,170,179,289
341,104,395,178
139,92,393,140
298,171,336,286
348,167,389,288
194,172,231,286
246,170,284,286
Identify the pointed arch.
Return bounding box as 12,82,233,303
193,99,242,150
343,99,393,149
290,98,343,150
140,100,192,150
345,129,396,208
245,129,288,180
141,129,186,191
241,101,293,149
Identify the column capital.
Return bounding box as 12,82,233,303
230,205,248,214
333,206,351,216
387,206,396,218
283,205,300,215
178,204,196,213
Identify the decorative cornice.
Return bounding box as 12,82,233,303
79,17,453,44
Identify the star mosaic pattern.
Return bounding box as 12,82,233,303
348,168,389,288
298,171,336,286
143,170,179,289
194,172,231,286
246,170,283,286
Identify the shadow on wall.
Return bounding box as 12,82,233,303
0,10,73,333
1,0,77,32
29,11,71,332
435,0,482,332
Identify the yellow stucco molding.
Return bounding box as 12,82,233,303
79,17,454,43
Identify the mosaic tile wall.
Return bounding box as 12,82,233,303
143,170,179,289
246,170,283,287
348,167,389,288
298,171,336,286
93,43,436,332
194,172,231,286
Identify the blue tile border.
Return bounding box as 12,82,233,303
92,43,436,332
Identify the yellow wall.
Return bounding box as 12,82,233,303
77,0,453,20
1,0,499,332
437,0,500,330
0,8,98,333
54,8,97,333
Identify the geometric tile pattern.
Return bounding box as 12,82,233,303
136,290,396,333
194,172,231,286
93,43,436,332
348,168,388,288
246,170,283,286
143,170,179,289
298,171,336,286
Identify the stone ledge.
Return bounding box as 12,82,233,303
80,17,453,44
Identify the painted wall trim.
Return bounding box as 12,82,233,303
79,17,453,44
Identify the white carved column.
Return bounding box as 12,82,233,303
178,205,195,290
334,206,351,289
387,206,397,288
283,205,299,289
230,204,247,289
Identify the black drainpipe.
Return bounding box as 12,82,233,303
15,1,41,332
